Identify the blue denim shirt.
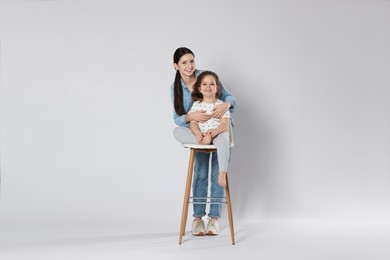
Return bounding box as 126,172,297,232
170,70,237,127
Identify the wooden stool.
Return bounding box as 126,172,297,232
179,143,235,245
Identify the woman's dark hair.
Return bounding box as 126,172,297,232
173,47,194,116
192,71,221,101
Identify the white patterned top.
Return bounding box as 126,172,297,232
189,99,230,133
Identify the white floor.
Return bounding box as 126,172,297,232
1,219,389,260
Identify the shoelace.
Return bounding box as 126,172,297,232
195,220,203,229
208,219,217,229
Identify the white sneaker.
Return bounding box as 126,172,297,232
192,219,205,236
206,218,219,235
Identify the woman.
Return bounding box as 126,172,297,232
170,47,237,236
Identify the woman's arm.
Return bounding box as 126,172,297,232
212,102,231,119
219,83,237,113
212,83,237,119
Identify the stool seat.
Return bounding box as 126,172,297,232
183,143,217,149
183,142,234,150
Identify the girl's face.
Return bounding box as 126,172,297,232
174,54,195,77
199,75,218,98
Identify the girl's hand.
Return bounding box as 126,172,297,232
188,110,212,122
211,102,230,118
206,129,219,138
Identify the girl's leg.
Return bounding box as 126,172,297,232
173,126,198,144
212,131,230,186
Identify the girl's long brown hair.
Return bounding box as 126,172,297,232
173,47,194,116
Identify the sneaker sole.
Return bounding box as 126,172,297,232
192,232,205,236
206,231,218,235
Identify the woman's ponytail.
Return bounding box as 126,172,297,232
173,70,185,116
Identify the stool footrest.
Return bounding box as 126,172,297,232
190,202,227,205
189,196,227,204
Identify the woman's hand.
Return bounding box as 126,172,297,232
187,110,212,122
211,102,230,118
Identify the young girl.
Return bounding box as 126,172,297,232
189,71,231,188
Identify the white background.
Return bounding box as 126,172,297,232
1,0,389,234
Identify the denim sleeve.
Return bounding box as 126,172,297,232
219,83,237,113
171,83,189,127
173,112,188,127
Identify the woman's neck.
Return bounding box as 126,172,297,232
181,74,196,90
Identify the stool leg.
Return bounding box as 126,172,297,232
179,149,196,244
225,174,235,245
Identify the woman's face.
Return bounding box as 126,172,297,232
174,54,195,77
199,75,218,98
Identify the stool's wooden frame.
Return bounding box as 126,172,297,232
179,147,235,245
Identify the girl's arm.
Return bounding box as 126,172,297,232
207,118,229,138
